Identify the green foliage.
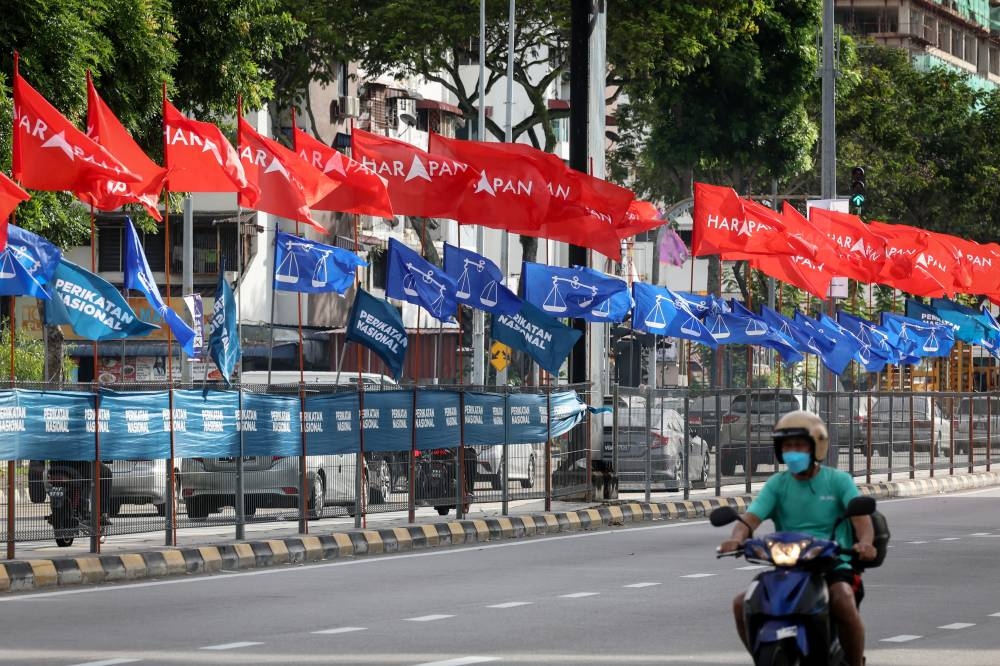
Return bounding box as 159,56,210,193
0,324,75,381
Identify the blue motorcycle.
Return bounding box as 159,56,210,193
711,496,875,666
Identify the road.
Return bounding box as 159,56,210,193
1,488,999,665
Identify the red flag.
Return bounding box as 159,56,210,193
79,75,167,221
163,99,258,205
780,202,845,267
428,133,553,231
293,126,393,219
692,183,791,257
615,200,664,240
807,208,886,282
949,237,1000,295
12,70,139,192
0,173,30,252
351,128,477,218
237,117,339,233
868,221,952,297
925,230,973,294
751,254,834,300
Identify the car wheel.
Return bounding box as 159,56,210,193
490,473,503,490
695,453,710,489
184,497,209,521
108,498,123,518
308,474,325,520
242,498,257,518
435,506,451,516
720,454,737,477
369,459,391,504
155,502,166,517
519,455,535,489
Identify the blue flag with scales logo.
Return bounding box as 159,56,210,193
386,237,458,323
273,230,366,295
442,243,521,315
630,282,718,348
522,262,626,320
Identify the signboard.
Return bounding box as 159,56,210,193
490,341,511,372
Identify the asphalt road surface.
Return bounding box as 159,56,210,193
2,487,1000,665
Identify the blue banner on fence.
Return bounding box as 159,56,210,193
240,392,303,457
171,390,241,458
414,391,461,450
98,390,171,459
359,390,416,453
0,390,96,460
303,392,361,455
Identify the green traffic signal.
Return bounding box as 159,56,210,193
850,166,866,210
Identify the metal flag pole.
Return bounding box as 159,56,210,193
294,217,309,535
234,98,246,541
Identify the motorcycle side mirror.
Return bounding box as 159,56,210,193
844,496,876,518
710,506,740,527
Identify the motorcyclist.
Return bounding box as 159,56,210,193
719,410,876,666
41,460,114,525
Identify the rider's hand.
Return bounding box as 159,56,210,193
853,542,877,561
718,539,744,554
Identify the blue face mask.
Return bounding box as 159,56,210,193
783,451,813,474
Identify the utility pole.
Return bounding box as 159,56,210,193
820,0,836,201
567,0,589,386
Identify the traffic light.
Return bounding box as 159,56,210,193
850,166,866,210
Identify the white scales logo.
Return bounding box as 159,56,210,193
403,263,448,317
275,239,335,289
642,294,702,336
542,275,597,314
0,245,40,280
708,314,766,340
455,258,500,308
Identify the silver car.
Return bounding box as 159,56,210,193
180,454,370,520
954,396,1000,454
473,443,536,489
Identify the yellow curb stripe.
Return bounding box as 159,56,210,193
361,531,384,554
0,565,9,592
120,553,147,578
565,512,582,527
520,516,536,535
392,527,413,549
629,502,644,516
266,540,290,563
649,503,661,517
608,505,624,522
665,503,679,518
542,514,559,530
447,522,465,540
233,543,256,565
27,560,57,588
159,550,187,574
198,547,223,571
332,532,355,555
699,500,713,515
471,519,490,539
300,536,323,558
421,524,440,545
496,517,514,537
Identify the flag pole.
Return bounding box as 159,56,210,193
234,97,246,541
88,204,104,553
294,215,309,535
161,82,178,546
8,57,20,561
352,213,366,529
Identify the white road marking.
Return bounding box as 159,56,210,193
970,532,992,536
199,642,263,650
411,658,500,666
312,627,367,635
487,601,533,608
68,660,141,666
680,573,717,579
990,612,1000,617
623,582,661,588
881,635,922,643
938,537,961,541
907,541,929,544
736,565,769,571
939,622,976,630
406,614,454,622
560,592,600,598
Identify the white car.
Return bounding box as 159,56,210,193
473,443,536,490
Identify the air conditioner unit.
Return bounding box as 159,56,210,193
339,95,361,118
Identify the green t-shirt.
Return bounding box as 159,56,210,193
747,465,860,566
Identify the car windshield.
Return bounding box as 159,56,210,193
870,397,931,418
959,398,991,415
729,394,801,414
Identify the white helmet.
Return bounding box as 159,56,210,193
772,410,829,463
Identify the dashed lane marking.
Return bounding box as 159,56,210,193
199,642,264,650
69,660,142,666
907,541,929,544
623,582,661,588
411,658,500,666
990,612,1000,618
680,573,717,579
560,592,600,598
736,565,769,571
881,635,922,643
939,623,976,630
406,614,455,622
312,627,367,635
487,601,533,608
939,537,961,541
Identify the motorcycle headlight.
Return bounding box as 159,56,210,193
800,544,827,561
769,540,809,566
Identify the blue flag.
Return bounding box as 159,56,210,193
0,247,50,299
491,300,583,375
816,312,877,372
208,266,241,385
6,224,61,284
443,243,521,315
792,312,856,375
706,301,803,364
760,306,810,356
386,237,458,322
837,311,898,370
124,219,197,357
522,262,626,320
44,259,158,339
670,291,724,318
631,282,718,348
882,311,954,360
928,298,996,347
583,285,632,323
273,230,366,295
345,288,408,379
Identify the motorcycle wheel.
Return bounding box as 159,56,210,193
754,639,801,666
55,536,75,547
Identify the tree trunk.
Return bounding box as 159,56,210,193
519,235,537,265
36,301,64,385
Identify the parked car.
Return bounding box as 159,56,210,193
180,454,376,520
718,390,817,475
601,404,710,491
686,394,732,451
473,443,536,489
954,396,1000,453
859,395,951,457
29,459,175,517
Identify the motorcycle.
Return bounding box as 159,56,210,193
711,495,876,666
45,464,105,547
413,447,477,516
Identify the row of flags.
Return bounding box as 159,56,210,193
4,59,666,262
692,182,1000,303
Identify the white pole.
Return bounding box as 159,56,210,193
472,0,488,386
497,0,515,387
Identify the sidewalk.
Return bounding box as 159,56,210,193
3,468,999,593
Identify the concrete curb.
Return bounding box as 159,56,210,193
3,471,998,593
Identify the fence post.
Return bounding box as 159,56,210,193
408,387,417,523
502,385,509,516
91,387,102,554
235,387,245,541
354,387,365,529
298,382,309,535
683,393,690,501
644,384,652,504
165,386,176,547
545,386,552,512
6,459,14,559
